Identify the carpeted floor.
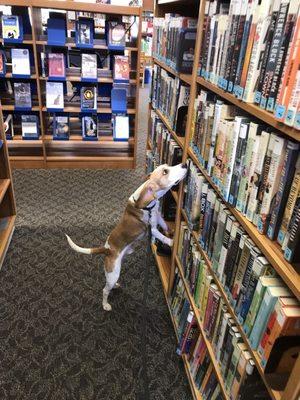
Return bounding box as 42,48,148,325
0,88,193,400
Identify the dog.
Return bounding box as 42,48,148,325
66,163,187,311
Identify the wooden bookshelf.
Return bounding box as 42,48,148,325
0,0,142,169
0,108,16,268
147,1,300,400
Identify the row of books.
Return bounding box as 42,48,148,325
151,65,190,137
170,276,270,399
172,294,223,399
152,15,197,73
0,49,130,83
182,160,300,372
1,15,130,50
191,91,300,263
3,113,129,141
198,0,300,129
41,53,130,83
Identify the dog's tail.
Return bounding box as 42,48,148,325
66,235,109,255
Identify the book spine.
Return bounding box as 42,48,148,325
267,141,299,239
266,7,297,111
284,197,300,262
259,0,290,108
231,238,251,305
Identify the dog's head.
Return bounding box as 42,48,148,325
135,163,187,208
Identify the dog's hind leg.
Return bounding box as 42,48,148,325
102,252,123,311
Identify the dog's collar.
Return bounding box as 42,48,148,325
132,196,156,212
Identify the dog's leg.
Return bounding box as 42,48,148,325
102,249,126,311
157,212,169,233
151,227,173,247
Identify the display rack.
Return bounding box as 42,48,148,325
0,0,142,169
0,105,16,268
146,1,300,400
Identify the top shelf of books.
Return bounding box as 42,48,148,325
0,0,141,16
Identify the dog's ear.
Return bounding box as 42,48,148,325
135,182,157,209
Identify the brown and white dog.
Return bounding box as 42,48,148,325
66,163,187,311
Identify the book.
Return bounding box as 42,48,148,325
243,276,283,336
76,17,94,47
0,51,6,76
248,285,292,349
283,195,300,262
231,349,255,400
80,86,97,111
82,115,98,141
277,154,300,245
174,84,190,137
14,82,32,109
267,140,299,240
259,301,300,368
113,115,129,141
113,55,130,82
53,114,69,140
81,53,97,80
1,15,21,40
11,48,30,76
48,53,65,79
46,82,64,110
21,115,39,139
107,21,126,49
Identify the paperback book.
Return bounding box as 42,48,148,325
2,15,22,41
46,82,64,110
14,82,32,109
11,48,30,77
53,114,69,140
107,21,126,49
81,53,97,81
48,53,65,80
82,115,98,141
80,86,97,112
21,115,39,139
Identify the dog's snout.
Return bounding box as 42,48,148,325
181,163,188,169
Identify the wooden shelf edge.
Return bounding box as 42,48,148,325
30,0,141,15
151,242,170,294
175,255,230,400
0,215,16,268
152,245,202,400
0,179,10,204
41,107,136,114
180,209,282,400
196,77,300,142
187,146,300,300
153,57,192,85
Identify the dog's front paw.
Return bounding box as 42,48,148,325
103,302,112,311
166,238,174,247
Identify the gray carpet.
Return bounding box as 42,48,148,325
0,87,192,400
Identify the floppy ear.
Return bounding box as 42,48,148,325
135,182,157,209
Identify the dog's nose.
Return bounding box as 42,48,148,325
181,163,188,169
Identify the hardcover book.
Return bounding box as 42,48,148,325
76,17,94,47
46,82,64,110
80,86,97,112
14,82,32,109
48,53,65,79
107,21,126,49
113,55,130,82
0,51,5,76
113,115,129,141
21,115,39,139
11,48,30,76
53,114,69,140
81,53,97,80
2,15,21,40
82,115,98,141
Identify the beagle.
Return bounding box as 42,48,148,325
66,163,187,311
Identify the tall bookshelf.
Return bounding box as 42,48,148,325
0,104,16,268
147,1,300,400
0,0,142,169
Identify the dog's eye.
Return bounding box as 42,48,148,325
163,169,168,175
